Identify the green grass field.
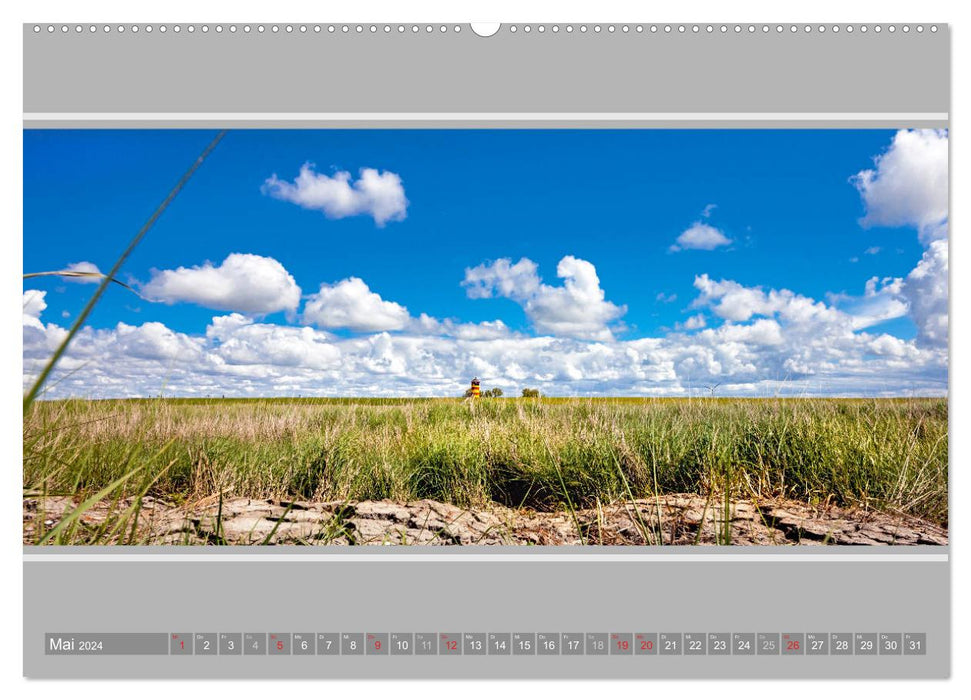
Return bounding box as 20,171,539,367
23,397,948,541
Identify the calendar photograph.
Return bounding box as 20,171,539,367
22,128,948,546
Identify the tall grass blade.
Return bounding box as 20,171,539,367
23,130,228,410
39,466,143,545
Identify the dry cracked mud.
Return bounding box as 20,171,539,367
23,494,947,546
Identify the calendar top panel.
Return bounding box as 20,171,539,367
24,23,949,115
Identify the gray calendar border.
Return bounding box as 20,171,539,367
23,23,949,115
23,559,950,678
22,22,951,680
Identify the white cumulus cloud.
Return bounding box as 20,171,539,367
695,272,915,339
692,275,785,322
263,163,408,226
677,314,707,331
850,129,949,348
141,253,301,315
23,266,948,400
670,222,732,252
827,276,908,331
461,257,541,300
303,277,411,332
206,314,341,370
23,290,47,330
410,314,513,340
853,129,949,244
462,255,626,340
114,321,205,361
902,239,948,347
300,277,514,339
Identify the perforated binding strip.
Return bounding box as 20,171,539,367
30,23,940,36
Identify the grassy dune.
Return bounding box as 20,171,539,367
23,397,948,534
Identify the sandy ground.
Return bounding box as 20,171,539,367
24,493,947,546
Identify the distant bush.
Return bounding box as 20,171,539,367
482,388,504,398
521,388,541,398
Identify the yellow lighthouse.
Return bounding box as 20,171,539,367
470,377,481,398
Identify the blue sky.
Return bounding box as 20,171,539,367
22,129,948,397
